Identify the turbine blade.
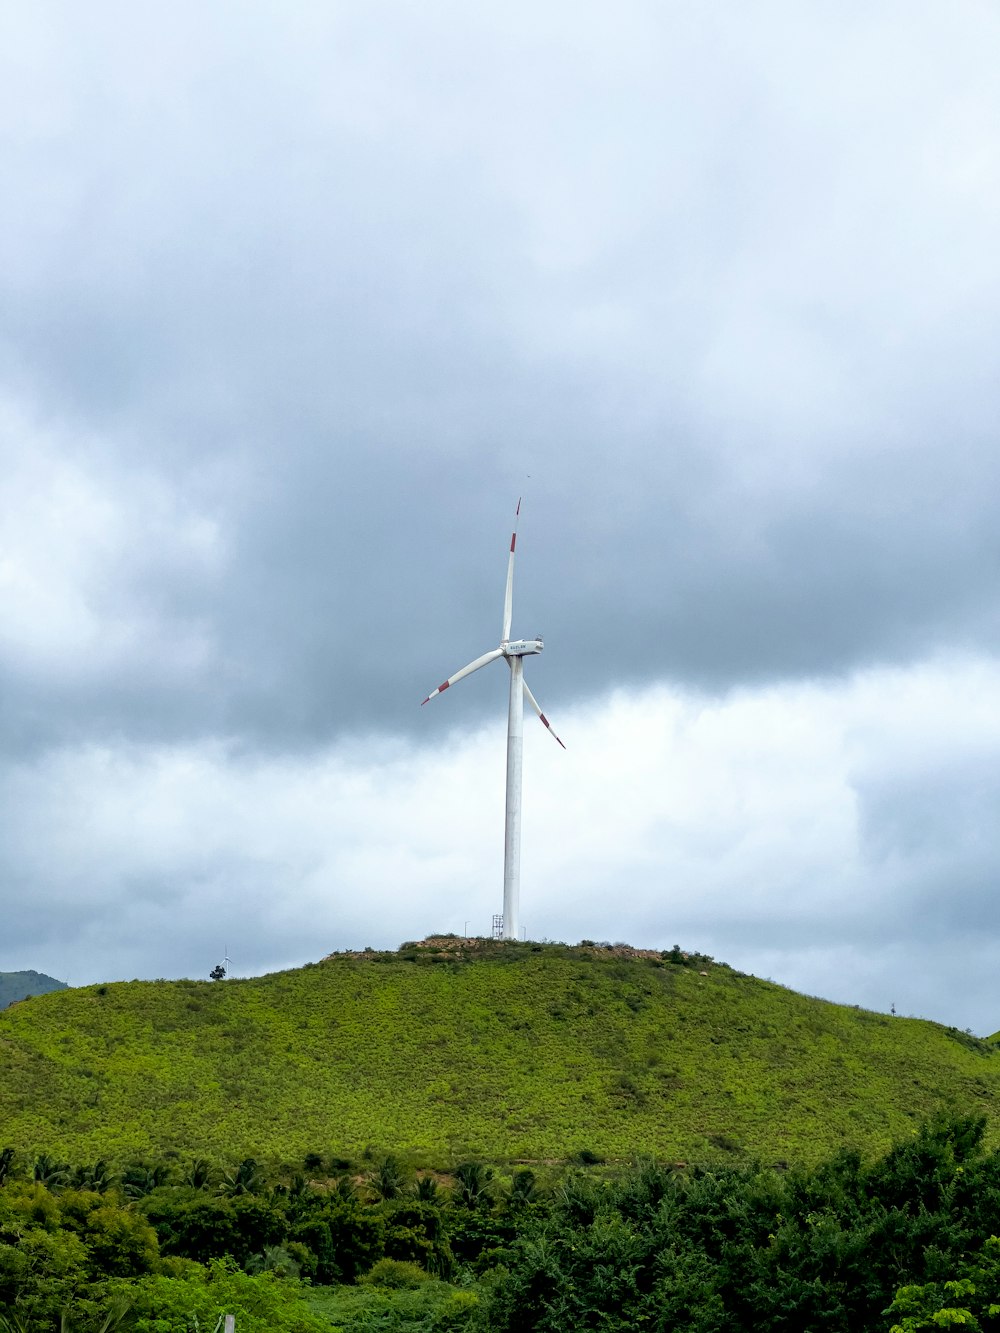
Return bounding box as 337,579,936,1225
522,678,566,748
421,647,504,705
501,497,521,643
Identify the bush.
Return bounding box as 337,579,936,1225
104,1261,329,1333
361,1257,430,1289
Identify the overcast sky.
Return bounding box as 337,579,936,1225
2,1,1000,1032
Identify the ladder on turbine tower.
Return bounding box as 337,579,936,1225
492,914,504,939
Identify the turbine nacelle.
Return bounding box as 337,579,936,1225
503,637,543,657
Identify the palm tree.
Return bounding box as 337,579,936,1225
121,1161,170,1198
220,1157,266,1196
255,1245,301,1278
33,1153,68,1189
334,1174,358,1202
452,1160,494,1210
414,1174,441,1203
68,1159,116,1193
286,1171,315,1218
183,1157,214,1189
369,1154,407,1201
509,1167,538,1208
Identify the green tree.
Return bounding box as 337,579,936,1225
68,1160,116,1194
452,1162,493,1211
289,1201,385,1285
369,1155,408,1202
32,1154,68,1190
121,1162,170,1199
220,1158,266,1197
182,1157,213,1190
145,1194,285,1267
104,1260,330,1333
414,1174,441,1204
885,1235,1000,1332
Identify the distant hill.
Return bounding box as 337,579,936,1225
0,938,998,1168
0,970,68,1009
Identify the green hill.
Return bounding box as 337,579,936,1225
1,939,997,1169
0,969,68,1008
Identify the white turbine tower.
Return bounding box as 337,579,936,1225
421,499,564,940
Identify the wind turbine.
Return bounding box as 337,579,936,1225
421,499,564,941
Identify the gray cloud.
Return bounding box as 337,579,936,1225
2,2,1000,1027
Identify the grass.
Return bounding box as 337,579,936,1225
304,1278,479,1330
1,940,999,1169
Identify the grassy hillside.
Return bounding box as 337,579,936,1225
1,939,997,1169
0,969,67,1008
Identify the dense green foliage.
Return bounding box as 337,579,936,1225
4,1118,1000,1331
0,1145,495,1331
885,1235,1000,1331
0,974,67,1011
0,1153,461,1330
305,1275,480,1330
1,941,998,1167
477,1115,1000,1332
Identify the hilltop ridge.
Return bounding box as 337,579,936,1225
323,935,699,964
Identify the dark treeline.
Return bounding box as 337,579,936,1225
4,1117,1000,1329
488,1114,1000,1331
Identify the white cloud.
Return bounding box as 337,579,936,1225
4,653,999,1031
